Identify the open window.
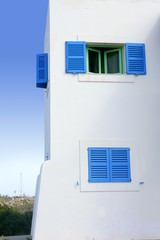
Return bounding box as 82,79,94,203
87,45,124,74
104,48,123,74
65,41,146,75
88,48,101,73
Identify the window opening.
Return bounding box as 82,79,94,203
87,45,124,74
88,48,101,73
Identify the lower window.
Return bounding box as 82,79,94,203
88,147,131,183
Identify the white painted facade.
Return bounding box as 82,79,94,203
31,0,160,239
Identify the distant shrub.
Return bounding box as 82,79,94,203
0,205,32,236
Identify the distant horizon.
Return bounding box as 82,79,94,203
0,194,34,198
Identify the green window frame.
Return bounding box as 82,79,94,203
87,47,101,73
104,48,123,74
86,45,124,74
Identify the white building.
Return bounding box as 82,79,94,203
31,0,160,239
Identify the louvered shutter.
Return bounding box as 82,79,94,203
36,53,48,88
88,148,110,182
126,43,146,75
65,41,86,73
110,148,131,182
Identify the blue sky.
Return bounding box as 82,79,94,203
0,0,48,196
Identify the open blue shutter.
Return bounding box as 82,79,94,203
110,148,131,182
126,43,146,75
65,41,86,73
88,148,110,182
36,53,48,88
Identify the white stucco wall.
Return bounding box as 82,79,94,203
32,1,160,239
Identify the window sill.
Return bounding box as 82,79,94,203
78,73,136,83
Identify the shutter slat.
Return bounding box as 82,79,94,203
126,43,146,75
65,41,86,73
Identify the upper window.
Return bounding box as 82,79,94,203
65,41,146,75
88,147,131,183
87,45,124,74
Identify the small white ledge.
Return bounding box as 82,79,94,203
78,73,136,83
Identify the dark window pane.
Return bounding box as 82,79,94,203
88,50,99,73
107,51,119,73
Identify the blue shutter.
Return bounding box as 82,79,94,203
126,43,146,75
110,148,131,182
88,148,110,182
65,41,86,73
36,53,48,88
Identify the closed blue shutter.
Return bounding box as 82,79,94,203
88,147,131,183
110,148,131,182
36,53,48,88
126,43,146,75
65,41,86,73
88,148,110,182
